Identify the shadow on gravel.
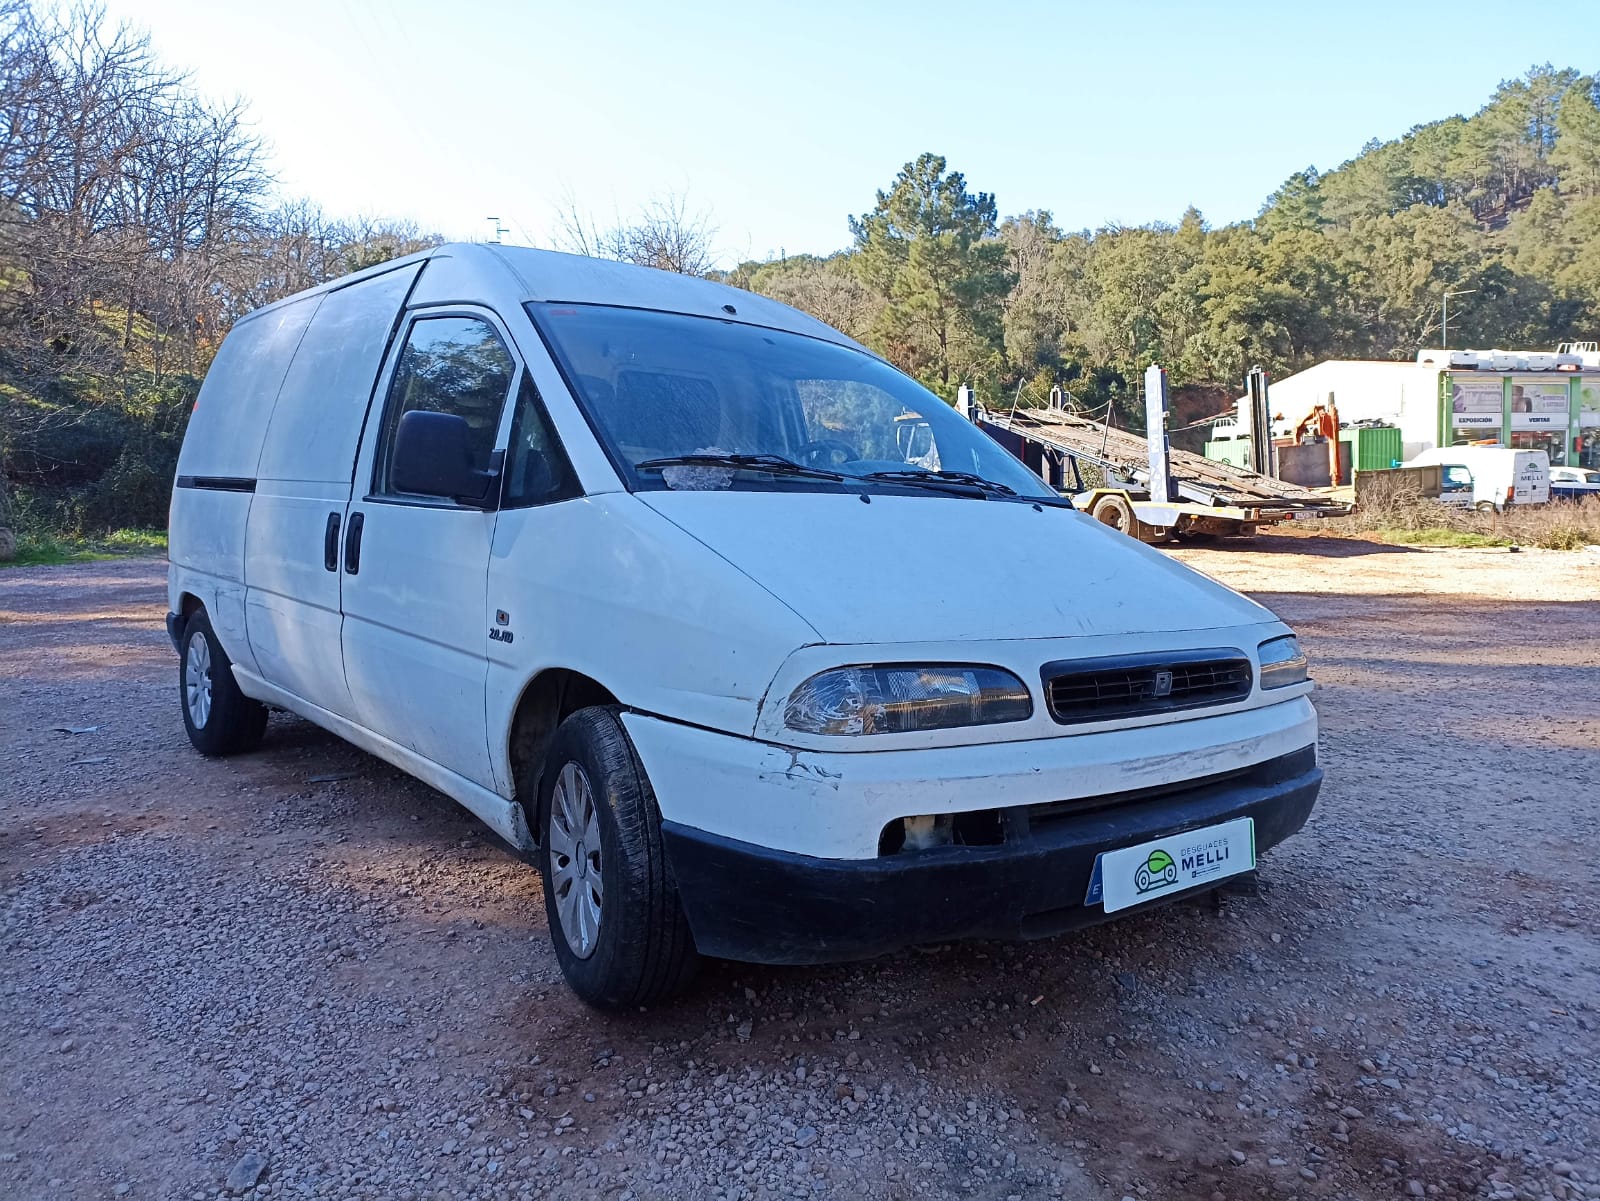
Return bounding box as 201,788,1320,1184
1182,534,1421,557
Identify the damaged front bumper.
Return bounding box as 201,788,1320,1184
658,747,1318,964
621,700,1321,965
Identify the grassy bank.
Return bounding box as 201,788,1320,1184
3,528,168,568
1364,528,1514,548
1322,485,1600,551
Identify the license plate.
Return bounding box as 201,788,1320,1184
1086,818,1255,913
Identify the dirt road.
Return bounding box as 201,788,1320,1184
2,539,1597,1201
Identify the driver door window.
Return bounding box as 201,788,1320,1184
374,316,515,497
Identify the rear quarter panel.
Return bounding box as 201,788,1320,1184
169,296,319,668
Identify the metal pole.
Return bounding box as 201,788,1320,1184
1144,364,1172,505
1245,366,1274,477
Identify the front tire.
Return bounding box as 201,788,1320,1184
1091,493,1136,535
179,609,267,756
540,707,699,1009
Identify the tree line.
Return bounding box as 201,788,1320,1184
1,0,1596,540
731,64,1600,423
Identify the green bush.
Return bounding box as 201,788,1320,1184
2,372,193,535
76,428,180,530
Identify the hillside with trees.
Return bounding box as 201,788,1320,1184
1,0,1596,548
0,1,436,546
734,66,1600,421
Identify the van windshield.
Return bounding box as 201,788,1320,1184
528,303,1054,501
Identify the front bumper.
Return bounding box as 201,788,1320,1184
661,748,1320,964
623,696,1318,860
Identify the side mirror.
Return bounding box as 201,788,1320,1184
391,410,500,508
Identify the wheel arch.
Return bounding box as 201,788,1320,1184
506,668,622,845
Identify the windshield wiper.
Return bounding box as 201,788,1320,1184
860,468,1019,497
859,467,1075,507
636,453,844,482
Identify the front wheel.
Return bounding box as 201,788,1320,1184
179,609,267,756
1090,493,1137,537
539,707,699,1009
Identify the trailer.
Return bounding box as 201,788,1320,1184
969,367,1352,542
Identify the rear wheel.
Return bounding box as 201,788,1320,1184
539,707,699,1009
179,609,267,756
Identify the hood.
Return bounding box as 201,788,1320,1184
639,491,1273,644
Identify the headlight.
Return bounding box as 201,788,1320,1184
1258,636,1309,689
783,665,1033,735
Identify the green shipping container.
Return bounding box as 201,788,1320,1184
1204,439,1253,469
1340,426,1403,473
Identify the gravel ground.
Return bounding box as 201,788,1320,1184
1,537,1597,1201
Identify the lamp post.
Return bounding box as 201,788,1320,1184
1442,287,1476,350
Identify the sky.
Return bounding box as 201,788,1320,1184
102,0,1596,268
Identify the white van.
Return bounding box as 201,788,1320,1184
168,244,1321,1008
1404,446,1551,510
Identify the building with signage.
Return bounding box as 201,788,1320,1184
1225,344,1600,469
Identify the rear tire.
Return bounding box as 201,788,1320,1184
179,609,267,756
539,707,699,1010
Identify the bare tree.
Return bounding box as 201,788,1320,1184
554,191,718,276
0,1,449,535
552,187,602,259
333,214,438,275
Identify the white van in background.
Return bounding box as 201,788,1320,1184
1405,446,1551,511
168,244,1322,1008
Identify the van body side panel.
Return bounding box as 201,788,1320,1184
168,490,256,664
483,494,820,796
244,266,421,717
255,264,425,483
169,297,319,673
175,299,319,482
339,504,500,789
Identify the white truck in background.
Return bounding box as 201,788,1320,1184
1403,446,1551,511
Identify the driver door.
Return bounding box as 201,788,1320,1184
337,308,519,790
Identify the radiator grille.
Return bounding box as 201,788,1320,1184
1043,650,1252,724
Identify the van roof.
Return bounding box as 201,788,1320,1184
235,242,873,356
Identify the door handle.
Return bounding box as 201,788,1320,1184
344,511,364,574
323,512,341,572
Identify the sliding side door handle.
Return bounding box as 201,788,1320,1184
323,512,341,572
343,511,364,575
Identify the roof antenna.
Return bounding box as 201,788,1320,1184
485,216,508,245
